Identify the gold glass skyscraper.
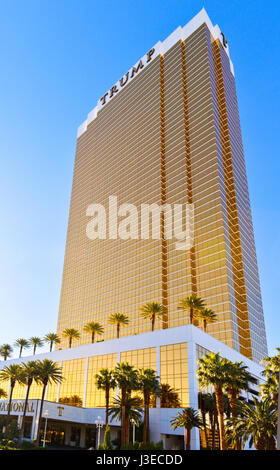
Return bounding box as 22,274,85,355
57,10,267,362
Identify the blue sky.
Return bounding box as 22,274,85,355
0,0,279,358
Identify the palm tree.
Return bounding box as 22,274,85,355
108,313,129,339
0,364,23,417
35,359,63,446
139,302,164,331
95,368,116,425
170,408,203,450
14,339,30,358
178,295,205,325
156,383,181,408
29,337,43,355
43,333,61,352
224,361,249,418
113,362,139,445
261,348,280,407
225,398,277,450
62,328,81,348
0,388,7,398
197,352,229,450
137,368,160,443
59,395,83,407
18,360,40,444
108,395,142,439
0,344,13,361
83,322,104,343
196,308,217,333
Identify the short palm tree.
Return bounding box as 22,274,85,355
225,398,277,450
178,295,205,325
196,308,217,333
108,395,142,433
170,407,203,450
261,348,280,406
139,302,164,331
43,333,61,352
35,359,63,446
0,364,23,417
197,352,229,450
95,368,116,425
62,328,81,348
137,368,160,442
14,339,30,358
19,360,40,444
108,313,129,339
155,383,181,408
29,337,43,355
83,322,104,343
0,344,13,361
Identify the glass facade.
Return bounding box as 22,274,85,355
56,23,267,362
58,358,85,403
85,353,117,407
160,343,188,407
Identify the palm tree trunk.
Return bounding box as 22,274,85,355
35,382,47,447
117,324,120,339
203,320,207,332
7,381,15,418
152,315,155,332
19,347,22,358
186,427,191,450
143,390,150,443
50,342,53,352
215,386,226,450
105,385,109,426
69,337,72,348
19,380,32,444
92,332,95,343
190,307,193,325
33,345,36,355
121,389,126,446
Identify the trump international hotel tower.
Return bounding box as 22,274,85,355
57,10,267,362
0,10,267,449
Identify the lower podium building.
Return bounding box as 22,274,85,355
0,10,267,449
0,326,263,449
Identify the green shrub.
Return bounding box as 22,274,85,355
101,425,114,450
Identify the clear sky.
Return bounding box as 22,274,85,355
0,0,279,358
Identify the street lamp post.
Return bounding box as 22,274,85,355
43,410,49,448
95,416,104,449
131,419,137,444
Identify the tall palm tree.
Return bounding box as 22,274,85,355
62,328,81,348
178,295,205,325
0,344,13,361
108,313,129,339
95,368,116,425
35,359,63,446
224,361,249,418
113,362,139,445
18,360,40,444
139,302,164,331
83,322,104,343
225,398,277,450
197,352,229,450
0,364,23,417
43,333,61,352
137,368,160,443
29,337,43,355
14,339,30,358
170,408,203,450
196,308,217,333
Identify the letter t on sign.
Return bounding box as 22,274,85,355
57,406,64,416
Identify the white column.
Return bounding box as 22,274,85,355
187,340,200,450
83,357,89,407
56,362,63,402
156,346,161,408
